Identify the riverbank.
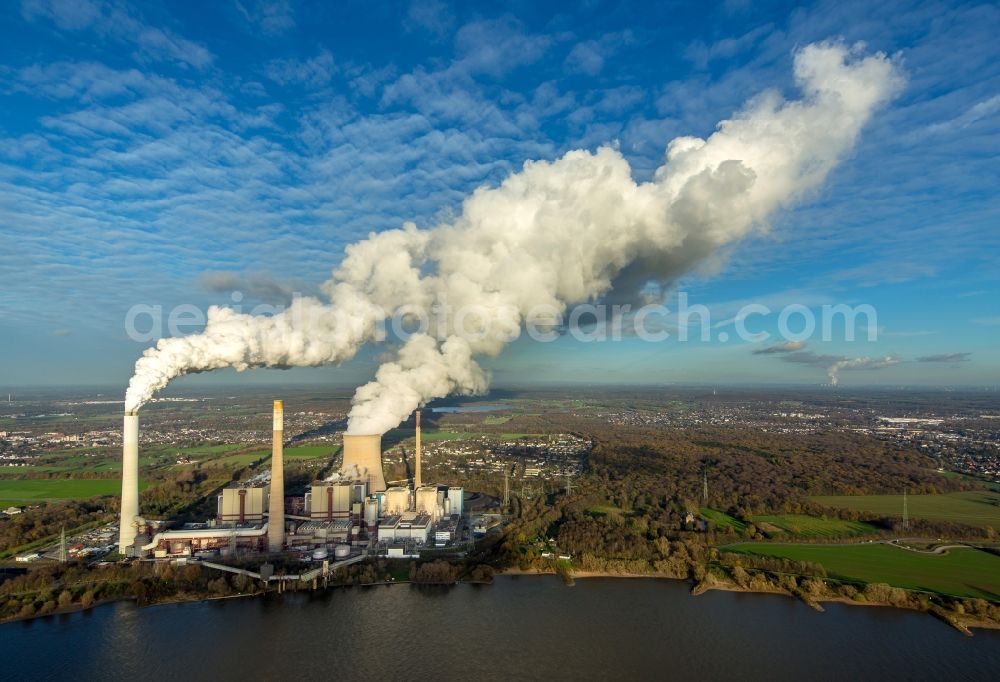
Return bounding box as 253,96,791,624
500,566,1000,634
5,564,1000,634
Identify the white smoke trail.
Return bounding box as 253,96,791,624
125,41,902,432
827,355,901,386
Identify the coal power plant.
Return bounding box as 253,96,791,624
116,403,464,562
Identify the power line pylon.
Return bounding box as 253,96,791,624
502,468,510,510
58,525,67,563
902,488,909,532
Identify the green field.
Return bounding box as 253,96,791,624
812,491,1000,528
700,508,746,532
724,543,1000,600
753,514,878,537
284,445,340,459
421,430,475,442
180,444,244,455
204,450,270,468
197,444,340,468
0,478,149,506
586,504,624,517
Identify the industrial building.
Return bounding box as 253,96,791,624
304,480,368,519
377,514,431,544
143,523,268,558
217,484,268,524
292,519,355,544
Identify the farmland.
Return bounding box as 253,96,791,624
723,542,1000,600
0,478,149,507
752,514,878,537
700,508,746,532
811,491,1000,529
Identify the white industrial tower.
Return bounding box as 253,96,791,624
267,400,285,552
118,411,140,554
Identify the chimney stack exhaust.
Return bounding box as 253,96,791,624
267,400,285,552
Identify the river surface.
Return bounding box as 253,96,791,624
2,577,999,680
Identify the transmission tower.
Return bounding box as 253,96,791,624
502,468,510,510
58,525,67,563
702,469,709,506
902,488,909,532
565,475,574,495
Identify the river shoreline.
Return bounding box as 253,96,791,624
499,567,1000,633
4,567,999,634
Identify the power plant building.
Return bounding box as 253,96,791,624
143,523,268,558
415,485,441,521
377,514,431,544
447,487,464,517
384,486,411,516
305,481,368,520
217,485,268,524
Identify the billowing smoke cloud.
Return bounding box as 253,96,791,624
776,350,900,385
752,340,807,354
125,42,902,431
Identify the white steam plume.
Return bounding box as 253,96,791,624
827,355,901,386
125,42,902,432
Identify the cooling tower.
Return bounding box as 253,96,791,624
267,400,285,552
414,410,422,489
118,411,140,554
342,434,386,492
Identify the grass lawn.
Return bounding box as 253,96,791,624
752,514,878,537
421,431,474,442
284,445,340,459
700,508,747,532
723,542,1000,601
586,504,624,517
197,444,339,468
180,444,244,455
0,478,149,506
483,415,512,425
0,465,73,474
204,450,270,468
811,491,1000,528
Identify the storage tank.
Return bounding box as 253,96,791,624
312,547,329,560
334,544,351,559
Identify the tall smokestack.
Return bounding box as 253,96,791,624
267,400,285,552
414,410,421,489
342,434,386,492
119,411,139,555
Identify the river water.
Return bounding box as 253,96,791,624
2,577,999,680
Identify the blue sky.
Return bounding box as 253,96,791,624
0,0,997,391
